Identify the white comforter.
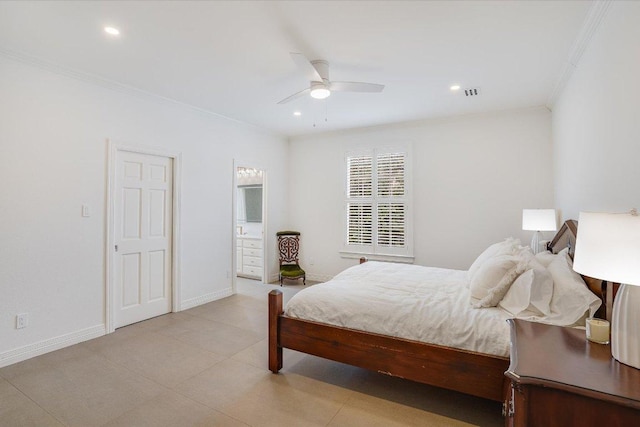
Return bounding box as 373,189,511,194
285,261,513,357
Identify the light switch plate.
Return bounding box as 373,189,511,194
16,313,28,329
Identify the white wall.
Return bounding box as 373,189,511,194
553,1,640,220
288,107,554,277
0,55,289,366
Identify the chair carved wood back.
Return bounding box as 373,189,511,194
276,231,305,286
278,234,300,265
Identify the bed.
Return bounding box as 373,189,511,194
268,221,611,403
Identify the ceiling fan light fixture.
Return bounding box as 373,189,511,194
310,88,330,99
277,54,383,104
310,82,331,99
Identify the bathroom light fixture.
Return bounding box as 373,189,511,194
450,85,461,91
293,111,302,116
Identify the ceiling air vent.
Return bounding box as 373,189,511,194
464,87,481,97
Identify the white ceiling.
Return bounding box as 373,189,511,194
0,1,592,137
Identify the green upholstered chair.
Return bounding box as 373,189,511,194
276,231,305,286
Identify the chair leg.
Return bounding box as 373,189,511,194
280,274,283,286
303,274,306,286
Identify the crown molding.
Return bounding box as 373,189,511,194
0,46,277,135
547,0,613,108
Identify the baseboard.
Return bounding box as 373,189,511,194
306,273,333,283
0,287,236,368
268,273,280,284
180,287,233,310
0,324,106,368
267,273,332,284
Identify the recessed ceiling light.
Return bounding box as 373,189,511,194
293,111,302,117
450,85,461,91
104,27,120,36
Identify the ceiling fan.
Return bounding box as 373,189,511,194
278,53,385,104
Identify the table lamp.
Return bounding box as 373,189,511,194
522,209,557,254
573,210,640,369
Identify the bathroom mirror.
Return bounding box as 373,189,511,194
240,185,262,223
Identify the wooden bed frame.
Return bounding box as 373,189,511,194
268,220,610,403
546,219,616,319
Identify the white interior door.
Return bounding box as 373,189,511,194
113,151,173,328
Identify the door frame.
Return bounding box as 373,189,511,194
105,140,182,333
232,159,268,293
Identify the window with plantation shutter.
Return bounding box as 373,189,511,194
347,203,372,245
348,156,372,198
377,203,405,247
377,153,405,198
343,148,412,261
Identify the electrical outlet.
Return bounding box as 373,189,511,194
16,313,29,329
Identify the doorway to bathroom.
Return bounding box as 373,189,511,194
235,166,265,285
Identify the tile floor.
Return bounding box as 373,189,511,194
0,278,502,426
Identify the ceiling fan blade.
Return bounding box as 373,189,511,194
277,87,311,104
330,81,385,93
290,52,322,82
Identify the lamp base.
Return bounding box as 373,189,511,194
612,284,640,369
530,231,543,254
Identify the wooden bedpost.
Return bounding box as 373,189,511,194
268,290,283,373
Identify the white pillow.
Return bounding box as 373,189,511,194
470,254,528,308
499,254,554,316
535,250,556,268
468,238,522,281
545,248,602,326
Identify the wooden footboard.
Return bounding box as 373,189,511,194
268,289,509,402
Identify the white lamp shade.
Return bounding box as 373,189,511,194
573,211,640,286
574,211,640,369
522,209,557,231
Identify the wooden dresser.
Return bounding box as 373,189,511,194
504,319,640,426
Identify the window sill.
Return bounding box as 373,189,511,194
339,250,415,264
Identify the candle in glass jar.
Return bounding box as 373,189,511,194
586,318,610,344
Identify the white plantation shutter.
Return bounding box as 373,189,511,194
345,148,411,258
376,152,405,249
347,156,373,246
347,203,373,245
377,153,405,198
377,203,405,247
348,156,372,198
